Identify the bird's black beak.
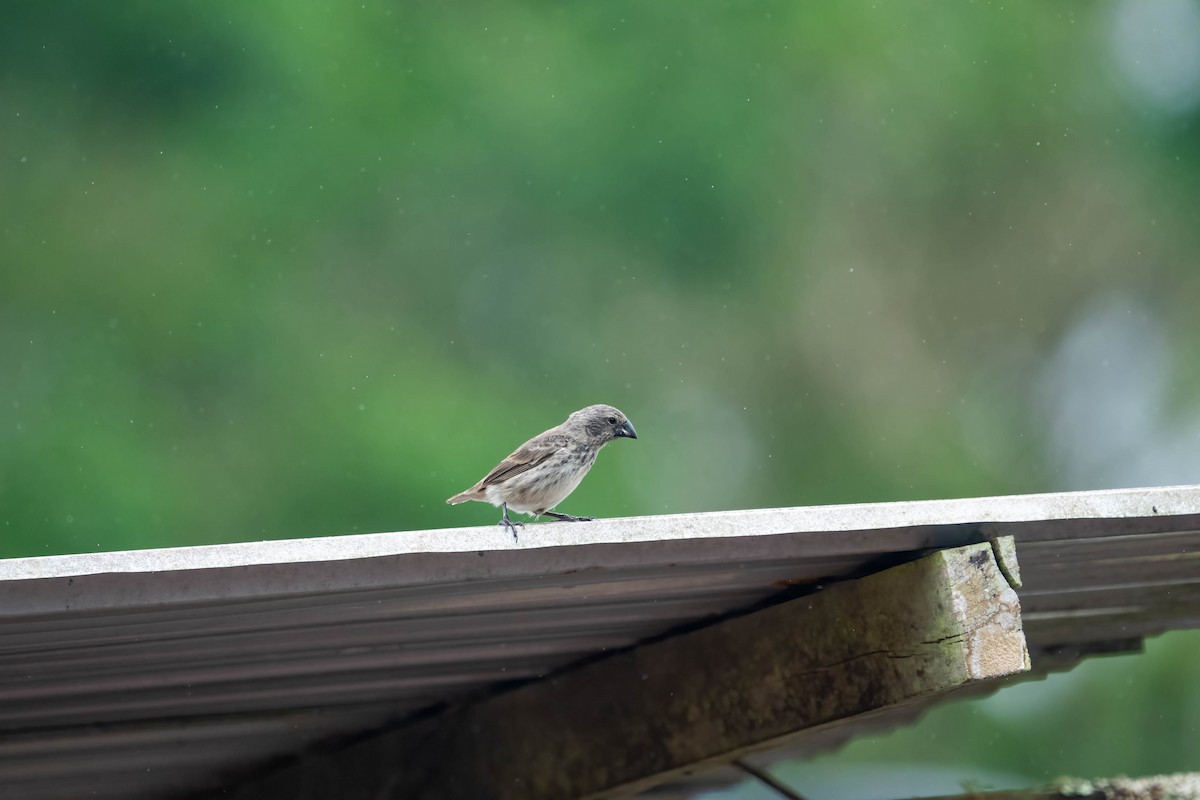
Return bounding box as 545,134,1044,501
616,419,637,439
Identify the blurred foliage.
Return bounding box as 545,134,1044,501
2,0,1199,792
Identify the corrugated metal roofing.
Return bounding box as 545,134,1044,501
2,485,1199,800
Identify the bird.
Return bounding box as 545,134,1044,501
446,404,637,540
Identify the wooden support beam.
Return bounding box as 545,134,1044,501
224,540,1029,800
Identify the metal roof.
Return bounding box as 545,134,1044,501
2,485,1199,799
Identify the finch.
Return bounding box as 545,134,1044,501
446,404,638,540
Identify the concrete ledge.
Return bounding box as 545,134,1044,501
3,486,1198,800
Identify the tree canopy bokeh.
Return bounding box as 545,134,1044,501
3,1,1199,795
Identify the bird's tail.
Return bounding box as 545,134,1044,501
446,489,482,505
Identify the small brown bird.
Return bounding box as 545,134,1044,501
447,404,637,539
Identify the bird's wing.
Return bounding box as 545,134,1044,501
475,432,568,489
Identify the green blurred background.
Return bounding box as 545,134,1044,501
2,0,1198,795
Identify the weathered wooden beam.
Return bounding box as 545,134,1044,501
225,539,1029,800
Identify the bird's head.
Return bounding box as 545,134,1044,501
569,404,637,444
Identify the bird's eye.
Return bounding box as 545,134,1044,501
606,416,617,424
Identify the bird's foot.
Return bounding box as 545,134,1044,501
499,516,524,541
543,512,594,522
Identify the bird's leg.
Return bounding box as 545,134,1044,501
498,502,524,541
543,511,594,522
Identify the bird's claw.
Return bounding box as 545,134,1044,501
545,512,593,522
499,517,524,541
